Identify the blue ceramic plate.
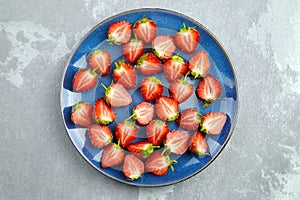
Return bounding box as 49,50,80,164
60,8,238,186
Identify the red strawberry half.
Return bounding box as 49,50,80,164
93,98,116,125
189,50,210,78
136,52,163,76
145,151,177,176
131,102,155,126
88,50,111,76
133,15,157,44
146,120,169,146
123,39,145,63
189,131,210,156
101,142,125,168
122,154,144,180
169,73,193,103
113,60,136,89
87,125,113,148
177,108,202,131
201,112,227,135
156,96,179,121
72,68,98,92
127,141,160,159
140,76,164,102
164,130,190,155
107,20,131,45
152,35,176,60
174,23,200,54
102,82,132,107
196,74,222,108
71,102,93,127
115,121,139,147
164,55,188,82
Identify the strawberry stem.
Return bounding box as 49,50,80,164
203,101,212,108
200,126,208,134
170,164,175,172
114,140,121,150
142,144,161,156
161,147,170,156
183,72,190,82
166,156,177,172
204,152,211,156
125,113,136,121
92,67,99,73
182,22,187,30
197,112,203,125
114,61,119,69
100,83,108,90
170,160,177,172
171,55,184,63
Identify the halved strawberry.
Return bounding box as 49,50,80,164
189,131,210,156
140,77,164,102
152,35,176,60
101,142,125,168
88,50,111,76
93,98,116,125
146,120,169,146
71,102,93,127
102,82,132,107
164,55,188,82
133,15,157,44
189,50,210,78
174,23,200,54
164,130,190,155
127,141,160,159
107,20,131,45
87,125,113,148
113,60,136,89
156,96,179,121
130,102,155,126
201,112,227,135
196,74,222,108
123,39,145,63
145,151,177,176
115,121,139,147
136,52,163,76
122,154,144,180
169,73,193,103
177,108,202,131
72,68,98,92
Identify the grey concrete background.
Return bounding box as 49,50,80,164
1,0,299,199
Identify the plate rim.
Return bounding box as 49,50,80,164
60,7,239,187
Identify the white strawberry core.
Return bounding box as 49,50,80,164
139,23,151,42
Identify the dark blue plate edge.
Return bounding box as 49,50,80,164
59,8,239,187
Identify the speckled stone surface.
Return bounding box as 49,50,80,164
0,0,299,199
